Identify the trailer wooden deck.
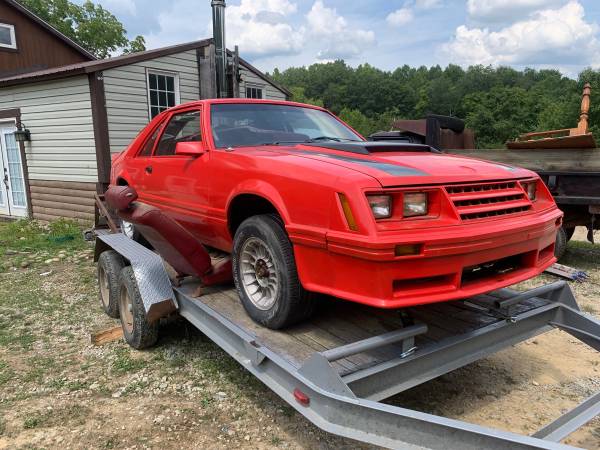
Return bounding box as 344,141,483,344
178,281,549,378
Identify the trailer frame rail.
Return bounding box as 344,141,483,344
96,232,600,450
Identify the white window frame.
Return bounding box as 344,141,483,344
0,23,17,50
245,84,264,99
146,68,181,120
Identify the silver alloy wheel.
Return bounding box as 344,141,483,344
239,237,280,310
98,266,110,308
121,220,135,239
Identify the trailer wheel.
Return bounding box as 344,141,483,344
118,266,158,349
97,250,126,318
233,214,314,329
555,227,569,260
120,219,140,241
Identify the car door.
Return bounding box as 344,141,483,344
125,120,165,196
145,108,215,243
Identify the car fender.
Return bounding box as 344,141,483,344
226,179,291,224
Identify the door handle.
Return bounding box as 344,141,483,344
2,173,8,190
145,165,153,174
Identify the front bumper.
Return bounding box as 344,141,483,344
293,207,562,308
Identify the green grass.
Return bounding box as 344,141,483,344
112,347,147,374
23,413,44,429
0,361,14,386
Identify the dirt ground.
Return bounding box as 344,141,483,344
0,221,599,450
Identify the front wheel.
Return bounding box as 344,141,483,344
232,215,314,329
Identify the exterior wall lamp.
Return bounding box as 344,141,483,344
14,121,31,143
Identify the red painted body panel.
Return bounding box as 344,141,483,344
111,99,562,309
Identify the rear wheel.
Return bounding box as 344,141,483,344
97,250,126,318
118,266,158,349
233,215,314,329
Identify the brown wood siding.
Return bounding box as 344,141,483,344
0,2,89,78
29,179,95,224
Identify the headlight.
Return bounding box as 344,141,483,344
523,181,537,201
367,195,392,219
403,192,428,217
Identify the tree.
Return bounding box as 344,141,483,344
273,59,593,149
19,0,145,58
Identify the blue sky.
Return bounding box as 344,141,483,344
88,0,600,77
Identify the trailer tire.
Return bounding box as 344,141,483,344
97,250,126,318
233,214,314,329
118,266,158,349
555,226,568,260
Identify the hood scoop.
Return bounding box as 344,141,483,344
304,141,436,155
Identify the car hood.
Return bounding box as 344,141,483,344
268,145,535,187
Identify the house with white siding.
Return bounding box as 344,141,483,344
0,39,290,223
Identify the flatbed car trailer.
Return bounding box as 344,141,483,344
93,229,600,450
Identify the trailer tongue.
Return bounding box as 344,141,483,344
92,229,600,450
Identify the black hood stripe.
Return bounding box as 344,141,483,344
289,150,428,177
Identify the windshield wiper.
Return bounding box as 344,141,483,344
260,137,363,146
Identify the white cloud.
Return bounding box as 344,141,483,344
144,0,303,58
467,0,566,24
386,8,413,26
225,0,303,57
415,0,442,9
98,0,136,16
306,1,375,59
442,1,600,67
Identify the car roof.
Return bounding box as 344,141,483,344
168,98,327,112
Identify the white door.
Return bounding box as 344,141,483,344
0,125,28,217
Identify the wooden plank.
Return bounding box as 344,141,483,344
32,205,94,221
30,186,95,198
29,179,96,191
31,192,95,207
90,326,123,345
448,148,600,173
32,212,90,225
32,199,93,214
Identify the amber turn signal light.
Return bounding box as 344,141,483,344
338,193,359,231
395,244,422,256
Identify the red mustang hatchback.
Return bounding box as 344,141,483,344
110,99,562,329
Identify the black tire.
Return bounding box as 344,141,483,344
564,227,576,242
555,226,568,260
97,250,126,318
232,214,314,329
118,266,158,349
120,218,141,241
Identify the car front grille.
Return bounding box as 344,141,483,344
445,181,532,221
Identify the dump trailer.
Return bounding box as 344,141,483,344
92,221,600,450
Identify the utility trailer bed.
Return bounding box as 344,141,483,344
95,232,600,450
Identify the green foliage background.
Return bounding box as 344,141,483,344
272,62,600,148
19,0,145,58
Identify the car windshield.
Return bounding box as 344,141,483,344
210,103,363,148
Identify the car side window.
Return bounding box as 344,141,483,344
138,124,163,157
155,110,202,156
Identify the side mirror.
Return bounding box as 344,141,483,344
175,141,207,156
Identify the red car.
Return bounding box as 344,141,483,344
110,99,562,329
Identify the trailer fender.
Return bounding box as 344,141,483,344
96,233,177,323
